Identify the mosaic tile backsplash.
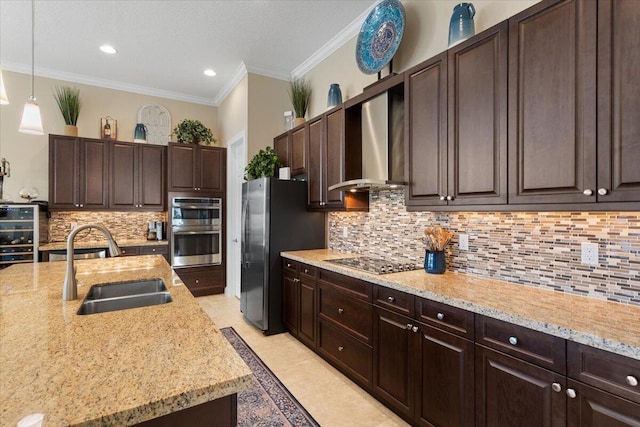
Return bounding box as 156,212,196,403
329,190,640,306
49,211,167,242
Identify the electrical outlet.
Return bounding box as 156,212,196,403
342,226,348,238
459,233,469,251
70,222,77,230
581,242,598,266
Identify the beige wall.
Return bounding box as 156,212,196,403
0,70,217,202
217,74,248,150
305,0,540,117
247,73,290,159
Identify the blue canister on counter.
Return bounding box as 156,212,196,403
424,250,446,274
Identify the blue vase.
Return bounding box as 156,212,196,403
134,123,147,143
327,83,342,109
424,250,446,274
448,3,476,47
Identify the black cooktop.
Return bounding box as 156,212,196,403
326,256,421,275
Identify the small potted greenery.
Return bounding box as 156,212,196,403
244,147,282,180
53,85,81,136
288,78,311,126
172,119,217,145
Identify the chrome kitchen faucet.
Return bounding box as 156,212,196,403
63,224,122,301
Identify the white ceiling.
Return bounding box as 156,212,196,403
0,0,377,106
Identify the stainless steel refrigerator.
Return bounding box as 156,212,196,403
240,177,325,335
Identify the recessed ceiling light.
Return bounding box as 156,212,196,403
100,45,117,54
204,69,216,77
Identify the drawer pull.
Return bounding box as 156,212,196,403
626,376,638,387
304,268,309,273
286,263,291,268
338,346,344,352
406,323,413,330
293,278,300,283
412,326,418,333
436,312,445,320
338,308,344,314
508,336,518,346
387,296,395,303
552,383,562,392
195,279,199,284
566,389,577,399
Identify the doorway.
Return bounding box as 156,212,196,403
226,131,247,299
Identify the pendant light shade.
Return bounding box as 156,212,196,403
0,67,8,105
19,0,44,135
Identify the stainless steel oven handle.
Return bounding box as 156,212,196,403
172,205,220,210
172,230,220,235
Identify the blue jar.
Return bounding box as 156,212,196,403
327,83,342,109
424,250,446,274
448,3,476,47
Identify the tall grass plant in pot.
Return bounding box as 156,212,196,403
53,85,81,136
288,78,311,126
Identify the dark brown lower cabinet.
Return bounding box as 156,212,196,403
282,271,299,336
475,345,566,427
174,265,224,296
298,277,317,348
136,393,236,426
567,380,640,427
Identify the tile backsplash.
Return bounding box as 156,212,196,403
329,190,640,306
49,211,167,242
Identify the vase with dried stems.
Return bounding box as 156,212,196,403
288,78,311,126
53,85,81,136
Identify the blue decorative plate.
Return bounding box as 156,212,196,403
356,0,406,75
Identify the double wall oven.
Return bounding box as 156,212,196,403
170,197,222,267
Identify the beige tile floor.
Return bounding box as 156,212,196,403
198,293,409,427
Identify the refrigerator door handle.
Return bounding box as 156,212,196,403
241,196,248,267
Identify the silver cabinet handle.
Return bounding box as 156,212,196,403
233,238,238,243
79,204,84,207
412,326,418,333
406,323,413,330
338,308,344,314
387,296,395,303
195,279,199,284
446,195,454,201
286,262,291,268
626,376,638,387
293,278,300,283
439,196,446,201
583,189,593,196
338,346,344,352
304,268,309,273
508,336,518,346
436,312,445,320
566,389,577,399
598,188,609,196
552,383,562,392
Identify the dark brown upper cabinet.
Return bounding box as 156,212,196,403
110,141,166,211
274,126,306,176
168,143,226,193
406,21,507,210
49,135,109,210
508,0,598,205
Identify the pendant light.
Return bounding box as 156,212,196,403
0,67,8,105
19,0,44,135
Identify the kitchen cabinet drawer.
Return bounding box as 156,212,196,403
374,285,414,317
119,246,140,257
568,341,640,404
139,245,167,255
299,264,317,280
318,269,372,301
318,321,372,388
475,315,566,374
416,298,474,340
318,282,372,344
283,259,298,275
175,267,224,297
567,379,640,426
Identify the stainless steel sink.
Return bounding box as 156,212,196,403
77,279,172,315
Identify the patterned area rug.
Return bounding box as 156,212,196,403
220,327,320,427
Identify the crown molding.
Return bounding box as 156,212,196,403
2,61,216,106
244,64,290,82
213,61,248,106
291,2,376,79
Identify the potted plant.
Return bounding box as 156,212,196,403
244,147,282,180
288,78,311,126
53,85,81,136
172,119,217,145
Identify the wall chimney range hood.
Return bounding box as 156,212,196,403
329,78,405,193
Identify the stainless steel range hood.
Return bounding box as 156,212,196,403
328,89,405,193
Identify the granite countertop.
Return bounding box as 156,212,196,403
282,249,640,361
0,256,252,426
40,239,169,251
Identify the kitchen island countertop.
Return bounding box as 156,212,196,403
0,256,251,426
282,249,640,360
39,239,168,251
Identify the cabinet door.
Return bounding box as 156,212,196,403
282,272,299,336
274,133,290,168
448,21,507,206
597,0,640,203
508,0,597,205
405,52,448,207
415,324,474,427
49,135,79,209
325,107,346,208
199,146,225,192
567,380,640,427
372,307,414,419
80,138,109,209
475,345,566,427
110,141,137,209
298,277,316,348
138,145,165,210
290,127,306,176
307,117,324,208
168,143,196,191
